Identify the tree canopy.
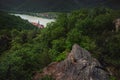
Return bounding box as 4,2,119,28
0,8,120,80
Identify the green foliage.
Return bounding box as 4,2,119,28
66,28,82,49
0,12,36,30
80,36,96,51
55,50,68,62
41,75,55,80
103,33,120,65
110,76,117,80
0,8,120,80
0,12,36,53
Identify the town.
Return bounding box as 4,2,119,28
31,21,44,29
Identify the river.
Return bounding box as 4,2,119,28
12,14,55,27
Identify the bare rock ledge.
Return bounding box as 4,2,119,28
33,44,109,80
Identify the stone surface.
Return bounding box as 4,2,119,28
33,44,109,80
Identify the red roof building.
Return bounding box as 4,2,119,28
31,21,44,29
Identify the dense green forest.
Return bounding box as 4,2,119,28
0,12,37,53
0,0,120,12
0,8,120,80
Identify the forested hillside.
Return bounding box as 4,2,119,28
0,12,37,53
0,8,120,80
0,0,120,12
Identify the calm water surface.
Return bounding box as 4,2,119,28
12,14,55,27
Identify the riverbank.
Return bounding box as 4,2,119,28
8,10,59,19
11,13,55,27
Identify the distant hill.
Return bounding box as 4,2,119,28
0,11,36,30
0,0,120,12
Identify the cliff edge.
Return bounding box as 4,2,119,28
33,44,109,80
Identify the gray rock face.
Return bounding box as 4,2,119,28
33,44,109,80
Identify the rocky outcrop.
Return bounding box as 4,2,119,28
33,44,109,80
113,18,120,32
